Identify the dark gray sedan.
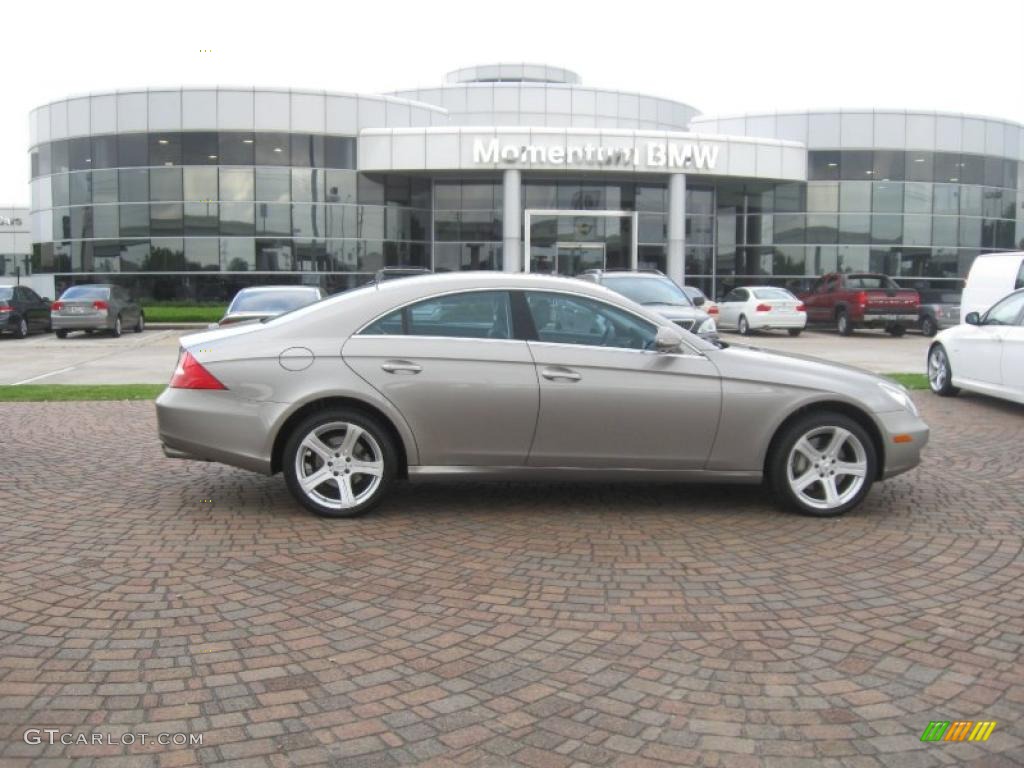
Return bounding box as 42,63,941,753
52,284,143,338
157,273,928,520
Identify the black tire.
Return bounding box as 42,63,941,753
887,325,907,337
283,408,398,518
836,310,853,336
738,315,751,335
920,316,938,337
56,329,68,339
134,312,145,333
111,315,122,338
787,328,802,337
769,411,877,517
13,317,28,339
927,343,959,397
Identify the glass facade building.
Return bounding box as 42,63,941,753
24,67,1024,301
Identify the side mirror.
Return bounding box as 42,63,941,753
654,326,684,353
691,295,705,307
41,297,50,303
964,312,981,326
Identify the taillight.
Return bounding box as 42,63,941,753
856,291,868,307
169,350,227,390
755,303,772,312
0,304,11,312
92,300,109,311
707,305,719,315
796,303,806,312
51,301,63,311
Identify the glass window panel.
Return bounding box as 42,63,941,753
904,182,932,214
838,214,871,244
219,132,254,165
325,170,356,203
361,240,385,272
220,203,255,235
150,203,183,236
251,167,290,203
907,151,933,182
433,181,461,209
256,239,296,271
256,203,292,236
903,215,931,246
118,169,149,202
809,151,841,181
292,168,327,203
355,175,385,205
460,182,496,210
743,184,773,213
51,207,69,240
291,204,325,238
872,182,903,213
841,150,874,180
773,246,806,275
636,185,667,212
255,133,290,165
185,238,220,270
70,206,93,239
358,206,385,239
149,133,181,166
92,170,117,204
931,217,958,247
324,136,356,169
872,150,905,181
93,205,118,239
182,132,220,165
460,211,501,241
434,243,499,272
1002,160,1017,189
51,140,69,174
960,155,984,186
840,181,872,212
326,205,358,238
773,183,805,213
984,157,1005,188
960,185,982,216
806,214,838,244
117,204,148,237
118,241,148,272
807,183,839,212
959,217,981,247
933,184,960,214
523,182,556,209
410,209,430,240
149,167,182,202
686,215,714,246
289,134,324,168
434,210,459,240
871,214,902,245
774,214,805,244
686,188,714,216
807,245,839,274
837,245,870,272
117,134,147,167
183,167,217,202
69,172,91,205
933,153,961,183
221,168,255,201
51,174,70,207
148,238,186,270
1001,190,1016,220
37,143,52,176
184,202,219,236
639,213,666,243
30,151,39,179
220,238,256,271
68,137,92,171
982,188,1003,218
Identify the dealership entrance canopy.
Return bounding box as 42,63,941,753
24,63,1024,301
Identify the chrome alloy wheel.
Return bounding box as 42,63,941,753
786,426,868,512
928,346,949,392
294,421,384,510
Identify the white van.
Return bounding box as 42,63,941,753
962,252,1024,317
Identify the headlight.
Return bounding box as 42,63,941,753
698,317,717,335
878,381,919,417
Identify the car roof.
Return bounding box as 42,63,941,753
234,285,321,294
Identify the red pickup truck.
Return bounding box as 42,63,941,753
800,273,920,336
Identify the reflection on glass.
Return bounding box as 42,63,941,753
254,168,288,202
256,203,292,236
185,238,221,270
220,203,255,236
185,203,219,236
119,169,149,202
150,203,184,236
220,237,256,271
220,168,255,201
119,204,149,237
149,167,183,202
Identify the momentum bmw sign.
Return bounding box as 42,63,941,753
472,138,720,170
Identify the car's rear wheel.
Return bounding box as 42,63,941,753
770,412,876,517
56,329,68,339
738,315,751,335
283,409,397,518
134,313,145,333
920,316,938,337
787,328,802,337
836,310,853,336
14,318,28,338
111,315,122,338
887,324,906,337
927,344,959,397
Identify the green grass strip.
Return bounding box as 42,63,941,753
886,373,929,390
0,384,165,402
143,306,225,323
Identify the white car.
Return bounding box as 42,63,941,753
717,286,808,336
927,288,1024,405
961,251,1024,317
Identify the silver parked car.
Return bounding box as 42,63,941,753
156,273,928,519
52,284,143,338
218,285,325,326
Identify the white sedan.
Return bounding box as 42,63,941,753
717,286,808,336
928,288,1024,404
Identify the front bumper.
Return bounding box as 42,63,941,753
51,313,112,331
876,408,930,479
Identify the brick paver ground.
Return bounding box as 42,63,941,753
1,393,1023,767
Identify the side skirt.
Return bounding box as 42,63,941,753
408,466,763,484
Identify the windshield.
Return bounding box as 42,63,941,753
0,287,11,300
61,285,110,300
845,275,900,290
752,288,796,300
682,286,705,300
602,277,693,307
229,289,320,313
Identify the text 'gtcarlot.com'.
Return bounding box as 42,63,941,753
23,730,203,747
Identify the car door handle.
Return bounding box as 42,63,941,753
381,360,422,374
541,366,581,382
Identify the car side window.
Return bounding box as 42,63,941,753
24,288,41,302
361,291,513,340
723,290,740,303
525,292,657,351
984,292,1024,326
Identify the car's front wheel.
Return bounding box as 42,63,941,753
56,329,68,339
283,409,397,518
769,412,876,517
13,317,28,338
134,313,145,333
920,316,938,337
927,344,959,397
111,315,122,338
836,310,853,336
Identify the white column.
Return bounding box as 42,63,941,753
667,172,686,285
502,169,521,272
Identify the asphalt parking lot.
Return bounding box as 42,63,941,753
0,327,933,386
1,392,1022,766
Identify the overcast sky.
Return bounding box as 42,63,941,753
2,0,1022,204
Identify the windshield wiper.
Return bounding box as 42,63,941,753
641,300,688,307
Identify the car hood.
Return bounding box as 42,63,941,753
708,343,904,412
642,303,708,321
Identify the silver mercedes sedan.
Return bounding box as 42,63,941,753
156,273,928,519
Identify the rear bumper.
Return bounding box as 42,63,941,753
876,409,930,479
859,313,918,328
748,314,806,330
51,314,112,330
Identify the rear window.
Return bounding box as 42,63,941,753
752,288,795,300
61,285,110,300
0,287,11,300
229,289,320,313
845,275,900,290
